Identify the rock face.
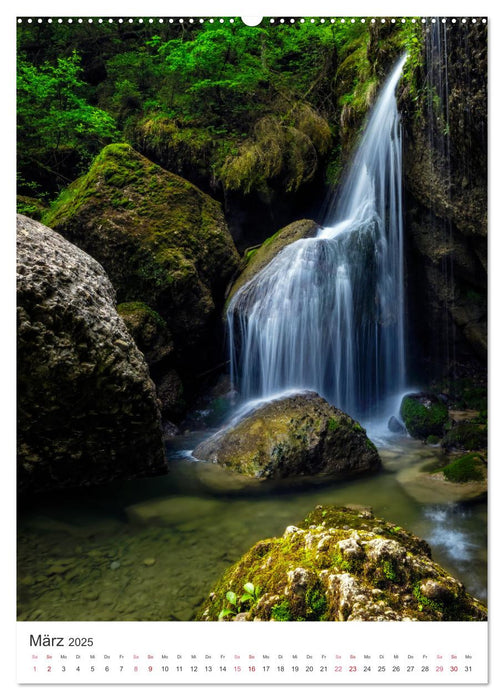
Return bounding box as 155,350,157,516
193,392,381,479
196,505,487,621
17,215,166,495
400,23,487,377
400,393,449,440
226,219,319,305
43,143,240,412
387,415,406,434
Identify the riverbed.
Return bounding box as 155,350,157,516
17,431,487,621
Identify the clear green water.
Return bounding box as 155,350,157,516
17,432,487,621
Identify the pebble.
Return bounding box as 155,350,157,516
47,564,70,575
143,558,156,567
110,561,121,570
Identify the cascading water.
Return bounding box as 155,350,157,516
227,55,407,420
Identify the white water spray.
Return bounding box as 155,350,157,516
227,55,407,419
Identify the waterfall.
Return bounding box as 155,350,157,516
227,55,407,420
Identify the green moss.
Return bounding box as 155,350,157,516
431,377,487,413
117,301,167,328
413,582,443,614
305,584,328,620
442,453,486,483
382,560,397,582
333,550,361,575
220,109,330,196
271,600,293,621
328,417,339,432
400,395,449,439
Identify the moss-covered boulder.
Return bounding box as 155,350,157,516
400,393,449,440
43,143,240,386
193,391,381,480
226,219,319,305
196,505,487,621
442,453,486,484
17,215,166,495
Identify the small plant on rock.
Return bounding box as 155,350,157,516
218,582,261,619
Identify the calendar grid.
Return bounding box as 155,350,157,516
17,621,488,684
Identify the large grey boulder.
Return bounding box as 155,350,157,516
17,215,166,494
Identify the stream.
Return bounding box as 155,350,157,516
17,431,487,622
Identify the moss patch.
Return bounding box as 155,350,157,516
400,394,449,439
442,453,486,483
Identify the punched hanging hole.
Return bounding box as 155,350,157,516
241,16,263,26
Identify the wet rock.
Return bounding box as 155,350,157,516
400,393,449,439
17,214,166,495
196,505,486,622
400,22,487,372
226,219,319,305
388,415,406,434
193,391,381,480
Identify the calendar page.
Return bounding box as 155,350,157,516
13,0,491,691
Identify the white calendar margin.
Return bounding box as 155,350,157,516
4,0,501,697
17,621,488,684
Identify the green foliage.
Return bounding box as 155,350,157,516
17,51,118,196
17,19,418,201
16,195,47,221
218,582,261,619
219,110,330,195
400,20,424,95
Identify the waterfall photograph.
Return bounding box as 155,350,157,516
17,16,487,624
